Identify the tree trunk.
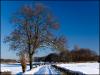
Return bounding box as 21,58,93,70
29,54,32,70
28,42,32,70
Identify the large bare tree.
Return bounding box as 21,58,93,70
4,4,67,70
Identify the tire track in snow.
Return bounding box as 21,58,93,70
48,65,61,75
34,65,61,75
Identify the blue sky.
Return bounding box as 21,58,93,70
1,1,99,59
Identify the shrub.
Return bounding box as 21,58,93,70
20,53,27,73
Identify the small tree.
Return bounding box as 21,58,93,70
20,53,27,73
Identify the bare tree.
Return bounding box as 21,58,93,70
4,4,67,70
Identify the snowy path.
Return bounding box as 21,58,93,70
34,65,61,75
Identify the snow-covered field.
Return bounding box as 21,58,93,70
57,62,99,74
1,62,99,75
1,63,30,74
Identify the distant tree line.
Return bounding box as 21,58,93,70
34,47,99,63
69,48,99,62
0,59,17,63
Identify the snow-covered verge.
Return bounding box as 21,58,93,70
1,63,30,74
57,62,99,74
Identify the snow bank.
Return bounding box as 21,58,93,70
57,62,99,74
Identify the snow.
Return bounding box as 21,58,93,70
57,62,99,74
24,66,43,74
1,64,60,74
1,63,31,74
33,65,60,74
1,62,99,75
